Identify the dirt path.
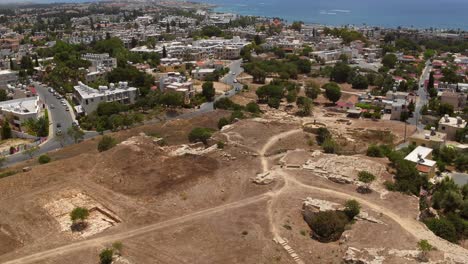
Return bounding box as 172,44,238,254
2,193,272,264
282,171,468,262
259,128,468,263
259,129,303,172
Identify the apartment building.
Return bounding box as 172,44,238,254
81,53,118,72
73,81,138,115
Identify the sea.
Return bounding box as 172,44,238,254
192,0,468,30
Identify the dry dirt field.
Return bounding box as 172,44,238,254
0,109,466,264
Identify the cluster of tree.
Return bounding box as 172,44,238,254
323,27,368,44
423,177,468,243
1,120,12,140
432,146,468,172
368,144,429,196
79,102,143,132
244,55,312,84
22,115,49,137
303,200,360,242
255,79,298,108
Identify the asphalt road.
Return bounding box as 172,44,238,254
3,83,90,167
408,60,432,130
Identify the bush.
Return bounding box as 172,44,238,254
366,144,384,157
217,141,225,149
97,135,117,152
188,127,213,144
229,110,244,121
38,154,51,164
424,217,457,243
217,117,230,130
316,127,331,146
306,211,349,242
322,137,338,154
358,171,376,183
214,97,242,110
70,207,89,222
246,102,261,113
344,200,361,220
99,248,114,264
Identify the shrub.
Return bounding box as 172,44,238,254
246,102,261,113
38,154,51,164
344,200,361,220
316,127,331,146
366,144,384,157
188,127,212,144
217,117,230,129
214,97,242,110
97,135,117,152
322,137,338,154
424,217,457,243
217,141,225,149
229,110,244,121
358,171,376,183
70,207,89,222
99,248,114,264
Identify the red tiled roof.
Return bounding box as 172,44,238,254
416,164,432,173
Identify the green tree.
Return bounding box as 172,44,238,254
382,53,398,69
217,117,230,130
291,21,302,32
344,200,361,220
322,137,338,153
70,207,89,222
305,211,348,242
323,82,342,103
330,62,351,83
352,75,369,89
316,127,331,145
98,135,117,152
1,120,12,140
67,126,85,143
0,89,8,101
246,102,261,114
424,218,457,242
305,81,320,99
99,248,114,264
188,127,212,145
202,82,215,102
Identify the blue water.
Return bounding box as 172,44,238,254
193,0,468,30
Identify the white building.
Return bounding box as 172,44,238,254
404,146,436,177
0,96,40,129
81,53,117,72
73,81,138,115
0,69,18,88
191,68,215,80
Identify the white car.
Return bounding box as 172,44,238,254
233,79,238,83
231,72,236,75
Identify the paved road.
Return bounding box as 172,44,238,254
408,60,432,131
3,83,96,168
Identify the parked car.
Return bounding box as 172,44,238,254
50,104,55,109
56,123,61,128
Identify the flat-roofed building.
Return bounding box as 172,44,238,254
73,81,138,115
404,146,436,178
409,128,447,149
0,96,40,130
438,115,467,141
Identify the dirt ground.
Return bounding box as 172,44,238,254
0,111,465,264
